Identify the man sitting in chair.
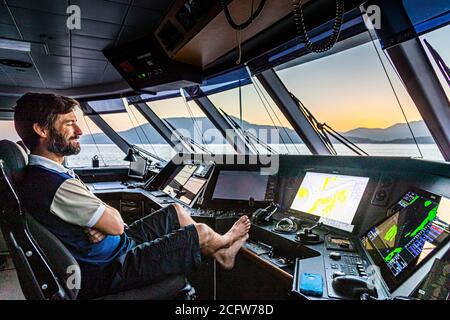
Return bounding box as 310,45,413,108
14,93,250,299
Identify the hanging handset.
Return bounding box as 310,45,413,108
251,203,280,225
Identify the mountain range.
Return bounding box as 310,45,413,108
80,117,435,145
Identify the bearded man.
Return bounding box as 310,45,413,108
13,93,250,299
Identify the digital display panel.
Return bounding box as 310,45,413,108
290,172,369,228
362,189,450,291
128,157,147,179
212,170,270,201
163,165,197,196
178,176,207,205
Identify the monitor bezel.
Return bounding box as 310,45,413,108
360,187,450,292
287,170,371,228
128,156,148,180
203,166,277,210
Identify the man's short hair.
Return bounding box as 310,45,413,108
14,93,79,151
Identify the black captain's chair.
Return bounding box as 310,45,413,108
0,139,195,300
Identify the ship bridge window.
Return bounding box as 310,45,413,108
420,24,450,100
274,32,444,161
67,106,128,168
96,98,177,161
145,96,237,155
0,120,21,143
207,80,311,155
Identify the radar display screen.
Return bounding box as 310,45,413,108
362,189,450,291
290,172,369,231
212,170,271,202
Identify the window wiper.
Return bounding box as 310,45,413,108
289,92,369,156
163,119,214,155
423,39,450,87
130,144,167,166
219,108,279,155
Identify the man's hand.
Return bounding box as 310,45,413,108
84,228,106,243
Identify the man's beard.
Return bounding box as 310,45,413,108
47,127,81,156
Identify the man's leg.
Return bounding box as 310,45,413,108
108,223,203,294
126,205,182,244
171,204,251,267
128,203,250,259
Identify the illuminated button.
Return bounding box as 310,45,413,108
330,252,341,260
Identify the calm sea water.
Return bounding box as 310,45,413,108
66,144,445,168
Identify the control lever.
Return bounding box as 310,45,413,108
331,275,378,300
251,203,279,225
173,187,186,198
295,222,323,244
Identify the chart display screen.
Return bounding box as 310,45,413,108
362,189,450,291
290,172,369,228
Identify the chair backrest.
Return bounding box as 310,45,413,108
0,140,80,299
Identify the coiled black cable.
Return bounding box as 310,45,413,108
220,0,266,30
292,0,345,53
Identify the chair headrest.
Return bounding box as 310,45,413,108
0,140,28,174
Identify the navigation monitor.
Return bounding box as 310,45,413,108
163,165,197,196
212,170,271,202
290,172,370,231
178,176,207,205
128,157,147,179
362,189,450,291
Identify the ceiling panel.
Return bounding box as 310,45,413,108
20,28,70,47
47,45,71,57
72,71,103,79
0,0,174,92
72,65,105,74
5,0,68,15
117,25,152,44
71,47,106,60
72,0,128,24
71,34,113,51
0,5,14,25
124,6,160,27
106,0,131,5
10,7,67,30
73,78,102,87
37,64,72,74
0,23,20,38
3,65,40,75
33,55,71,66
72,19,121,39
71,57,107,69
16,80,45,88
132,0,170,11
102,63,122,82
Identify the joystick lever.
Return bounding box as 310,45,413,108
295,222,323,243
251,203,279,225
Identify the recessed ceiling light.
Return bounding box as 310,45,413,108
0,38,31,52
0,59,33,68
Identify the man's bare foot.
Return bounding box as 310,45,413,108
215,233,249,270
223,215,251,246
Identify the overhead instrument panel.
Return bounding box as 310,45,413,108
103,36,201,92
290,172,370,232
362,189,450,291
154,0,298,67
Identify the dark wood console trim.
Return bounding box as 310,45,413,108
241,247,293,283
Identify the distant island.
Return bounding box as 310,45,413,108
80,118,435,145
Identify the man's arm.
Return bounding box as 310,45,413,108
92,205,124,236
